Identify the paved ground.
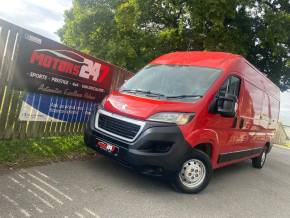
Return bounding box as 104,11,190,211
0,146,290,218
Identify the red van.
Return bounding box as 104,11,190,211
84,51,280,193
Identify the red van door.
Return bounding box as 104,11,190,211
206,75,245,155
240,81,265,150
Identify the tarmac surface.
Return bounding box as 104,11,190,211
0,146,290,218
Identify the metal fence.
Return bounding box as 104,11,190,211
0,20,132,140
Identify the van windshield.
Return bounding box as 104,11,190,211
120,65,222,101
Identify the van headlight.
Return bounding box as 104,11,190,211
148,112,195,125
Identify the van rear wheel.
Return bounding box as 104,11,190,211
171,149,212,194
252,148,267,169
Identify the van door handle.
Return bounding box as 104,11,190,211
239,118,244,129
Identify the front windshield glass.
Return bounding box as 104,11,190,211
120,65,222,100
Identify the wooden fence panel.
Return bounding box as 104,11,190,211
0,70,133,140
272,122,288,145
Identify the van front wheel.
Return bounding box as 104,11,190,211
172,150,212,194
252,148,267,169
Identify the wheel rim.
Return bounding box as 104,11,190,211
261,150,266,165
179,159,206,188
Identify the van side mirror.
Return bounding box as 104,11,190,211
217,94,237,117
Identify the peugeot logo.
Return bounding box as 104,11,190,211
121,104,128,111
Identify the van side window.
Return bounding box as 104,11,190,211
219,76,241,98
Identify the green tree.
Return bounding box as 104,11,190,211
58,0,290,90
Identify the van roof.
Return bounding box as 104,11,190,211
150,51,241,69
150,51,280,99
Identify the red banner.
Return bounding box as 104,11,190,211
12,30,113,101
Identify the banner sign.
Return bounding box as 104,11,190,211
19,92,97,122
12,30,113,101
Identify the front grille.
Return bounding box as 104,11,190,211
98,113,141,140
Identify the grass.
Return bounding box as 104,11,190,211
0,135,95,171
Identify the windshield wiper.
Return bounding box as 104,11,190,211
166,94,203,99
121,89,202,99
120,89,138,93
120,89,166,97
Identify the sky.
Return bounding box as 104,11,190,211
0,0,72,41
0,0,289,125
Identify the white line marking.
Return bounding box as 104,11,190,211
84,208,100,218
74,212,85,218
16,173,63,205
16,173,25,179
2,194,18,206
1,193,31,217
20,209,31,217
32,204,43,213
34,170,59,184
9,177,54,209
27,188,54,208
29,182,64,205
28,173,73,201
9,176,25,188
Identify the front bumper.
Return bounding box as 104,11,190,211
84,110,191,175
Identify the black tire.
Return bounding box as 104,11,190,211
171,149,213,194
252,148,267,169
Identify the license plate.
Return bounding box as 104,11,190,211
97,141,118,154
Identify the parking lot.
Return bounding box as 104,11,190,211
0,146,290,218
